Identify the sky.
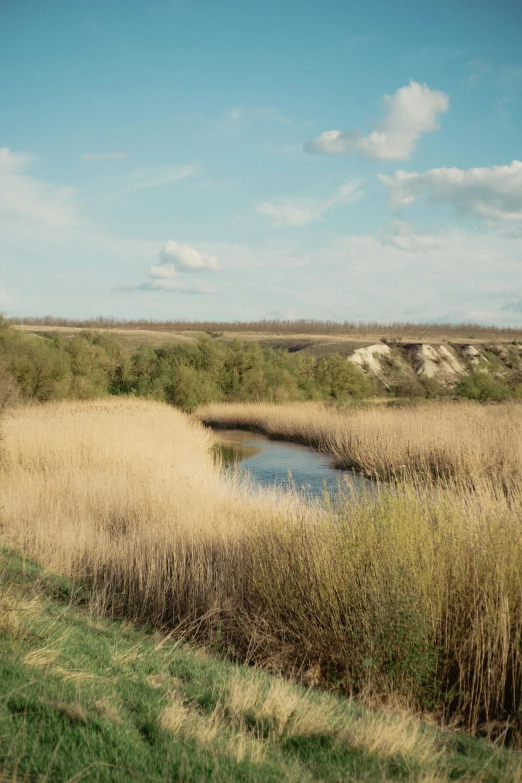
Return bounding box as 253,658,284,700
1,0,522,325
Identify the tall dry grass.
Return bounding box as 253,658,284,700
198,401,522,487
2,399,522,744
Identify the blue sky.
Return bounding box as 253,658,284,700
1,0,522,324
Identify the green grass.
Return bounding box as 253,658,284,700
1,549,521,782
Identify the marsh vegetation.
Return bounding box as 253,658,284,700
199,400,522,485
2,398,522,751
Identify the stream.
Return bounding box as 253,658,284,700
211,428,373,500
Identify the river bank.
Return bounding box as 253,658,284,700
198,400,522,485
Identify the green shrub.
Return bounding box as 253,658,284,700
391,376,426,398
164,365,222,412
454,372,510,402
312,355,371,400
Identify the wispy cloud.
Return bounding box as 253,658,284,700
344,34,368,51
214,105,292,137
502,299,522,314
465,61,522,132
0,147,78,234
82,153,128,160
466,59,492,87
257,180,365,227
380,220,439,252
117,279,213,294
496,66,522,133
379,160,522,221
121,163,197,195
305,81,449,161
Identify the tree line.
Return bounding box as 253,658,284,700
0,320,371,411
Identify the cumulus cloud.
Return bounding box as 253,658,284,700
257,179,364,227
379,159,522,221
118,241,220,294
155,241,220,273
305,81,449,161
0,147,78,231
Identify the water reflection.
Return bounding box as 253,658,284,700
212,428,372,500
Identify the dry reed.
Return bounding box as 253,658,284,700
2,399,522,744
198,401,522,486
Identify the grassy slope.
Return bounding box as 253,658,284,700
1,549,521,783
13,325,206,351
14,324,521,349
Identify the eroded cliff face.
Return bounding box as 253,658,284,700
345,341,522,390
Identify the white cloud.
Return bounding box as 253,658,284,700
305,80,449,161
121,163,197,195
257,199,327,227
82,153,128,160
118,241,220,294
156,241,220,272
379,159,522,221
257,179,364,227
0,147,78,232
380,220,439,252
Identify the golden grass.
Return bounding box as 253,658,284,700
159,693,267,765
159,670,443,773
195,669,443,768
198,400,522,485
3,398,522,745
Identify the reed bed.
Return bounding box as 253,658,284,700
198,401,522,486
2,399,522,745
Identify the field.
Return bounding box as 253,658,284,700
2,396,522,765
13,317,522,345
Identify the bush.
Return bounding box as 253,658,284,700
455,372,510,402
313,355,371,400
391,376,426,398
164,365,222,412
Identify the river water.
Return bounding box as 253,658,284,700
211,428,373,500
